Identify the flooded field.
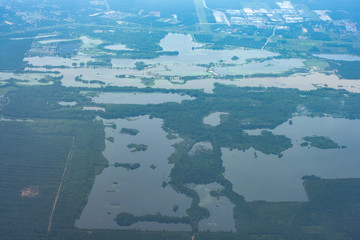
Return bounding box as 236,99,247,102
314,54,360,61
80,36,103,49
17,33,360,91
91,92,195,104
104,44,131,51
57,101,77,106
76,116,192,231
222,117,360,202
159,33,277,65
203,112,229,126
187,183,235,232
0,71,60,86
214,58,304,75
38,39,75,44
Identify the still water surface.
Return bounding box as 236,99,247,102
76,116,192,231
92,92,195,104
203,112,229,126
187,183,235,232
314,54,360,61
223,117,360,202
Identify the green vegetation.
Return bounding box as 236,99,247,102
0,120,72,240
86,59,112,68
302,136,341,149
120,128,139,136
127,143,148,152
166,133,178,139
1,7,360,238
304,59,330,70
75,76,106,85
0,39,33,70
173,205,179,212
115,212,191,226
194,34,267,49
293,178,360,240
134,61,149,70
194,0,210,32
171,148,224,185
114,163,141,170
329,61,360,79
0,118,107,240
141,77,155,86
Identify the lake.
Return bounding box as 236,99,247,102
213,58,304,76
104,44,132,51
222,116,360,202
203,112,229,126
187,183,235,232
76,116,192,231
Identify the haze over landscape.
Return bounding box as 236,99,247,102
1,0,360,239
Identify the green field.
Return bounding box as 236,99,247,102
194,0,210,32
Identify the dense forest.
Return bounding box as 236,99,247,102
0,81,359,239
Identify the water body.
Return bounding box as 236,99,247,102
187,183,235,232
0,117,34,122
76,116,192,231
24,34,360,92
156,33,278,65
222,117,360,202
111,33,277,67
58,101,76,106
24,56,75,67
11,34,58,40
80,36,103,48
203,112,229,126
38,39,75,44
83,106,105,112
214,58,304,75
0,71,60,85
92,92,195,105
314,54,360,61
189,142,213,155
104,44,131,51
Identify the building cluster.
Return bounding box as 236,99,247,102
215,1,313,26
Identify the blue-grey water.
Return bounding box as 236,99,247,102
223,117,360,202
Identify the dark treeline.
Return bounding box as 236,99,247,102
0,38,33,71
329,60,360,79
1,83,360,239
194,34,267,49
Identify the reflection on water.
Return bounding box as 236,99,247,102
222,117,360,202
83,106,105,112
203,112,229,126
189,142,213,155
22,33,360,92
92,92,195,104
104,44,131,51
314,54,360,61
76,116,192,231
187,183,235,232
58,101,76,106
214,58,304,76
156,33,277,65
